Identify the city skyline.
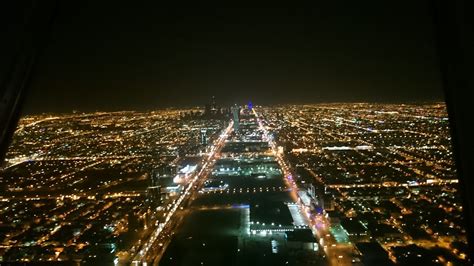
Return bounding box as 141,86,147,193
19,98,448,115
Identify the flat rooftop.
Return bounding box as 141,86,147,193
250,201,293,226
285,229,317,243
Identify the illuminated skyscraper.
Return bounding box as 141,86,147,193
231,105,240,131
200,129,207,145
211,96,217,112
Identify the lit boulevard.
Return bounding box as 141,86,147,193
130,121,233,264
254,107,353,265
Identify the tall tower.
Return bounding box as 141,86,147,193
211,96,217,112
200,129,207,145
147,170,162,206
231,105,240,132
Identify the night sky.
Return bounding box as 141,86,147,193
24,2,444,114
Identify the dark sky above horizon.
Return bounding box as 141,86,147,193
24,2,444,114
